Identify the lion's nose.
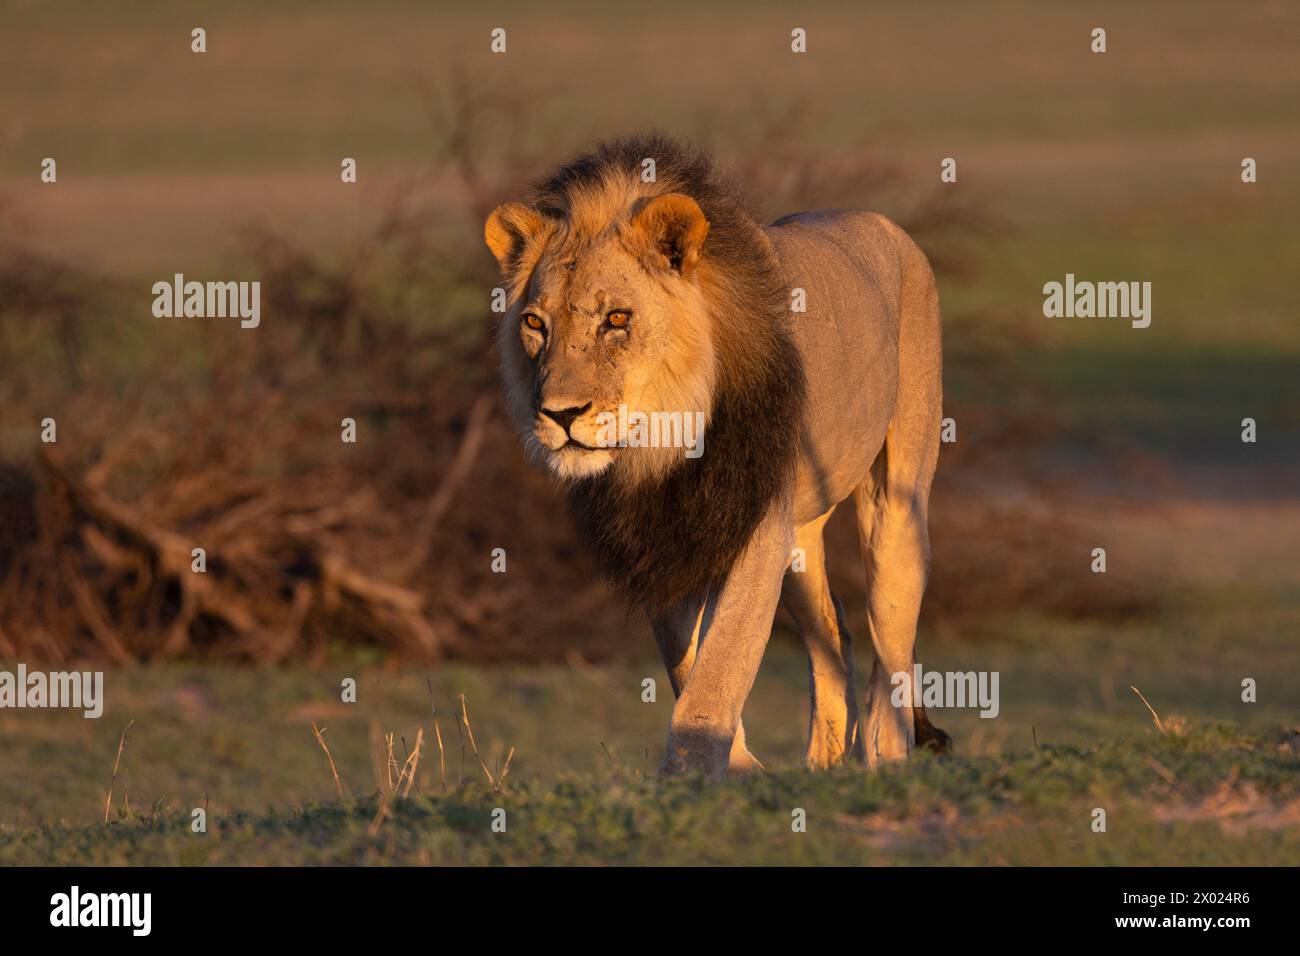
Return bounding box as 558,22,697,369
540,402,592,435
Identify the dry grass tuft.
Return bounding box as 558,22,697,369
1130,684,1165,734
103,719,135,824
311,721,345,800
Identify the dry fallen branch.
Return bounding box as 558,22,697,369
63,555,132,665
397,391,494,582
32,445,439,662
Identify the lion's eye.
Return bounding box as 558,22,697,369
606,310,631,329
522,313,545,332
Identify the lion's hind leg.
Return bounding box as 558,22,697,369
913,694,953,754
855,241,946,767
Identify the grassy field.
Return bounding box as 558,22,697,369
6,724,1299,866
2,586,1298,865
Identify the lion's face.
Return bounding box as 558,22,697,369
487,193,717,482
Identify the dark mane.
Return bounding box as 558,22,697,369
537,134,805,618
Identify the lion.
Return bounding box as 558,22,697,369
485,134,950,777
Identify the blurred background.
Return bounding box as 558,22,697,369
0,1,1296,834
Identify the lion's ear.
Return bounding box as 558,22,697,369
630,193,709,275
485,202,546,273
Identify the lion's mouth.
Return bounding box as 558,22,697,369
563,438,601,452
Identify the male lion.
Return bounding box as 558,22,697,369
485,134,949,777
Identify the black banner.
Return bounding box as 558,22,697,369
0,866,1280,941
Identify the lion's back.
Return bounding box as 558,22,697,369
764,210,941,522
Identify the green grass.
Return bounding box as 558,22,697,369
3,724,1296,865
2,596,1297,865
1033,346,1300,461
940,212,1300,353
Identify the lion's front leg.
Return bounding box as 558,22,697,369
652,598,762,775
658,505,793,779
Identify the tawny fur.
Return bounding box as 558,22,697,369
485,134,947,776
